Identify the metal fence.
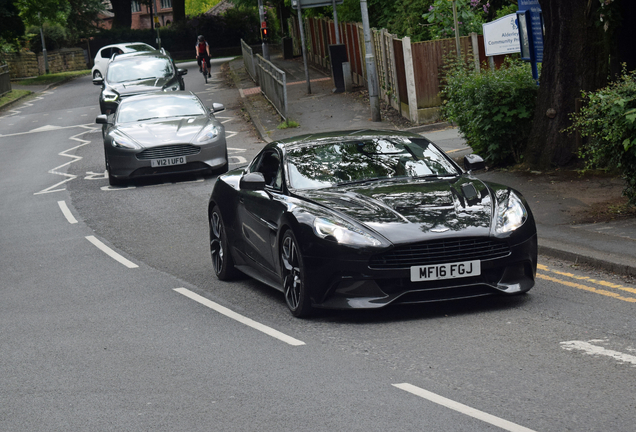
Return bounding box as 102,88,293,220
0,65,11,97
241,39,258,85
256,54,287,121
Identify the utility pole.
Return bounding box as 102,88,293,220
452,0,461,58
360,0,380,121
258,0,270,61
38,13,49,74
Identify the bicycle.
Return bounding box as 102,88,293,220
199,56,209,84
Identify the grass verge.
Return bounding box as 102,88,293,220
15,70,90,86
0,90,32,108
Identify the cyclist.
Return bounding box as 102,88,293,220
195,35,211,78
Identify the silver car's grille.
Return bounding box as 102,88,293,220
136,144,201,160
369,238,510,269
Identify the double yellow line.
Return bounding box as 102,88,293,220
537,264,636,303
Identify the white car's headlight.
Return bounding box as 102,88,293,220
196,125,220,143
313,216,382,247
103,90,119,102
496,191,527,233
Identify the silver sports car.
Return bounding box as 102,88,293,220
96,91,227,186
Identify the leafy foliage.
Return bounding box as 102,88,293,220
569,68,636,205
186,0,222,16
440,58,539,166
423,0,488,39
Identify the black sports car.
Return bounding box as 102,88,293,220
208,130,537,317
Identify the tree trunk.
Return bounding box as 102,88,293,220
523,0,610,169
172,0,185,23
111,0,132,29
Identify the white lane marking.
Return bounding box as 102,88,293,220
174,288,305,346
560,341,636,366
57,200,77,224
393,383,537,432
0,122,93,138
34,126,97,195
85,236,138,268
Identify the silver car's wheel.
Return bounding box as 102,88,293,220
210,206,237,280
281,230,312,317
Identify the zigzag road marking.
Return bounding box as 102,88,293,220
3,90,54,118
34,125,98,195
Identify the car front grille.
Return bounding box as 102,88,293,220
136,144,201,160
369,238,510,269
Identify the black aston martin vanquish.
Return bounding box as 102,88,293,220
208,130,537,317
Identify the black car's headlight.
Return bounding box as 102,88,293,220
313,216,382,247
102,90,119,103
163,84,179,92
496,191,528,233
196,125,221,143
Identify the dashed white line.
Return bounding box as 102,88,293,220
57,200,77,224
85,235,138,268
560,340,636,366
174,288,305,346
393,383,537,432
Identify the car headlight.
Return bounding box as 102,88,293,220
313,216,382,247
163,84,179,92
110,133,140,150
102,90,119,102
196,125,221,143
496,191,528,233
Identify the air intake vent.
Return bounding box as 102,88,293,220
136,145,200,160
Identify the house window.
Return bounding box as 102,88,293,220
131,1,141,12
160,0,172,9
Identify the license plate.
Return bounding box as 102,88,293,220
151,156,186,167
410,260,481,282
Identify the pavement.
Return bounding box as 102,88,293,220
228,51,636,278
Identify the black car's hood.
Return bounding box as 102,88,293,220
110,77,173,95
116,116,209,147
296,177,494,243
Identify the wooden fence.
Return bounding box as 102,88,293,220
288,16,503,124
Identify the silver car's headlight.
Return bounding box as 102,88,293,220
103,90,119,102
496,191,527,233
196,125,221,143
313,216,382,247
110,133,140,150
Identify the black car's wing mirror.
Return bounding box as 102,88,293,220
178,68,188,76
93,77,104,86
95,115,111,125
464,154,485,172
240,172,266,191
212,103,225,113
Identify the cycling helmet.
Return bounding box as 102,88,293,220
197,35,205,42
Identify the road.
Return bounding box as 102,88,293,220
1,59,635,431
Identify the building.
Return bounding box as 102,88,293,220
96,0,174,30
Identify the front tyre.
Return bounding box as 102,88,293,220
210,206,238,280
281,230,312,317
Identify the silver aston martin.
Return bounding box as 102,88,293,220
96,91,227,186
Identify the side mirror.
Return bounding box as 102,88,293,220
93,77,104,86
464,154,485,172
96,115,110,125
240,172,266,191
212,103,225,113
178,68,188,76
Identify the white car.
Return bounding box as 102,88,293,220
91,42,156,79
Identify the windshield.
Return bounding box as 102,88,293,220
125,44,155,52
107,57,174,83
286,138,459,190
117,95,206,123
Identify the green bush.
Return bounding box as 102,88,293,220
569,69,636,205
440,58,538,166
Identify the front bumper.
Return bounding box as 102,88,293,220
303,233,538,310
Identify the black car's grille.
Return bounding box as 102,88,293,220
369,238,510,269
136,145,200,160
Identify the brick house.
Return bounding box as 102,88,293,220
97,0,173,30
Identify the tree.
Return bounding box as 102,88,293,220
110,0,132,28
0,0,26,43
523,0,616,168
173,0,186,22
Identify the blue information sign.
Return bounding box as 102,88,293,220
518,0,543,62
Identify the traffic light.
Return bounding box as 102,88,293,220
260,27,269,43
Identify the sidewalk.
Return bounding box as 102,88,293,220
230,52,636,278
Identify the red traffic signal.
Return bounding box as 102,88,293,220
260,27,269,43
